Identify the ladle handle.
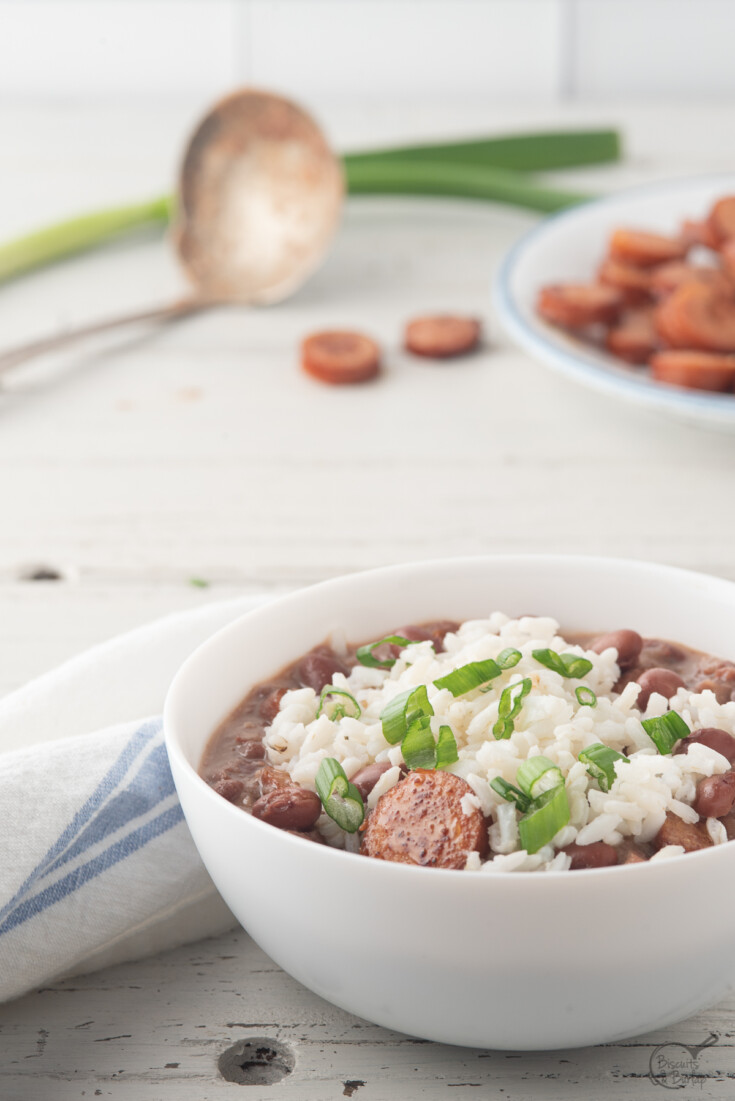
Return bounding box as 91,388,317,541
0,297,205,375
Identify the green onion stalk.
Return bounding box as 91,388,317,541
0,128,620,287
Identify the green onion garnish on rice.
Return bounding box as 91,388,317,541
575,685,597,707
381,684,433,744
490,777,533,813
315,758,365,833
496,647,523,670
356,635,421,669
516,756,564,800
435,725,459,769
518,784,571,854
316,687,362,721
433,658,502,697
579,743,628,792
532,648,593,679
641,711,690,755
401,716,437,770
493,677,532,739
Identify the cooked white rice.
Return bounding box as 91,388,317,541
263,614,735,871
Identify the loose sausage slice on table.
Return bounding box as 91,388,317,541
707,195,735,246
360,769,488,869
605,308,659,364
649,350,735,393
654,283,735,352
536,284,624,329
301,330,381,385
608,229,688,268
653,811,712,853
404,315,482,358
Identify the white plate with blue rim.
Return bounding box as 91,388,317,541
493,174,735,432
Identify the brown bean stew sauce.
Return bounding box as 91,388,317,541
199,622,735,870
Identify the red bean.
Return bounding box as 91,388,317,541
252,785,322,831
260,687,287,725
694,772,735,819
298,647,347,693
590,629,643,670
236,739,266,761
675,727,735,763
350,761,394,801
212,777,245,804
636,667,686,710
562,841,618,870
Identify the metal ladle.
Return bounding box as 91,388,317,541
0,89,344,375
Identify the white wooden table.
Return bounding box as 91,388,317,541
2,99,735,1099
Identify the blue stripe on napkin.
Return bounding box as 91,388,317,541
0,718,183,937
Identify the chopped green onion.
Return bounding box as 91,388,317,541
641,711,690,755
315,758,365,833
496,647,522,670
490,777,532,813
493,678,532,739
532,648,593,679
516,756,563,799
316,687,361,721
575,685,597,707
381,684,433,745
518,784,571,854
356,635,422,669
401,716,438,770
435,725,459,770
579,743,628,792
433,658,501,697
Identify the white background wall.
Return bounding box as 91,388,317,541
0,0,734,104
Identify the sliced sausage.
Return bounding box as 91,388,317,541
707,195,735,246
298,647,348,693
562,841,618,870
605,308,659,364
608,228,688,268
681,218,720,251
589,629,643,670
649,261,732,299
694,772,735,819
597,258,652,304
536,283,624,329
252,781,322,831
675,727,735,763
653,283,735,352
301,330,381,385
360,769,488,869
636,667,686,711
404,315,482,358
653,811,712,853
649,350,735,393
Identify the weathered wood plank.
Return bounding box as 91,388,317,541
2,929,735,1100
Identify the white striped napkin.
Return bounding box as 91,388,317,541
0,595,269,1004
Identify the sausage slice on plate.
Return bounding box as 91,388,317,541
360,769,488,869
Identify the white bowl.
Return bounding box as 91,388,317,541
493,174,735,432
164,556,735,1050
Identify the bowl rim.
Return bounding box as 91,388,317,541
164,553,735,886
492,171,735,428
